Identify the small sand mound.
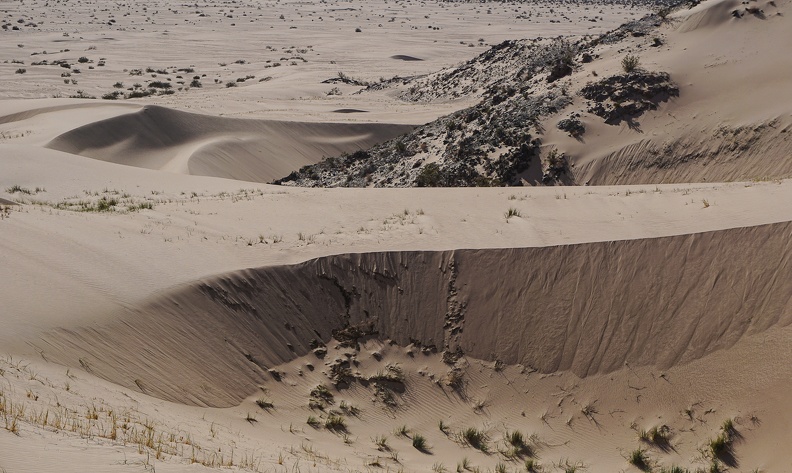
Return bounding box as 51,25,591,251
390,54,424,61
332,108,369,113
676,0,744,32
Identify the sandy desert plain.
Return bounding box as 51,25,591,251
2,0,792,471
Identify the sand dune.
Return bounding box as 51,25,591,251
551,0,792,185
574,116,792,184
45,105,413,182
30,221,792,407
3,0,792,471
675,0,760,33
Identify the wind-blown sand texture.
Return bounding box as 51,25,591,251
2,0,792,472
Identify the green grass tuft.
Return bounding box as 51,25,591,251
324,414,347,431
460,427,488,451
628,448,649,470
412,433,429,452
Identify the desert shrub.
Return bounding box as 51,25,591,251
95,197,118,211
69,90,96,99
6,185,32,194
127,89,154,98
148,81,171,89
622,54,640,73
102,91,123,100
416,163,443,187
557,116,585,136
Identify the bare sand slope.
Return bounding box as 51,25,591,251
7,143,792,354
44,105,413,182
2,322,792,473
543,0,792,185
574,115,792,185
31,221,792,407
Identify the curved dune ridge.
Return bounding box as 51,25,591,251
675,0,744,32
45,105,413,183
34,221,792,407
0,101,140,126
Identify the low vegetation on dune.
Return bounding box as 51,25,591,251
275,1,693,189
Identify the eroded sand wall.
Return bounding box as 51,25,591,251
36,221,792,406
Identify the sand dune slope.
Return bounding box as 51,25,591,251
675,0,745,33
45,105,413,182
541,0,792,185
575,116,792,185
33,221,792,407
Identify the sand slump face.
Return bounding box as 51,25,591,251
44,105,413,183
36,222,792,407
573,116,792,185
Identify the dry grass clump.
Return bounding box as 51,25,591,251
459,427,489,452
412,433,429,452
505,207,522,220
0,356,265,470
394,425,410,437
306,415,320,427
368,364,405,383
339,400,360,417
628,447,650,470
324,413,347,432
309,384,334,409
255,398,274,410
501,430,534,459
639,425,671,448
373,434,389,451
708,418,737,459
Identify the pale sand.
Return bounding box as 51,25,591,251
2,0,792,471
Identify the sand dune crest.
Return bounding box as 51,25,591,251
46,105,413,182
